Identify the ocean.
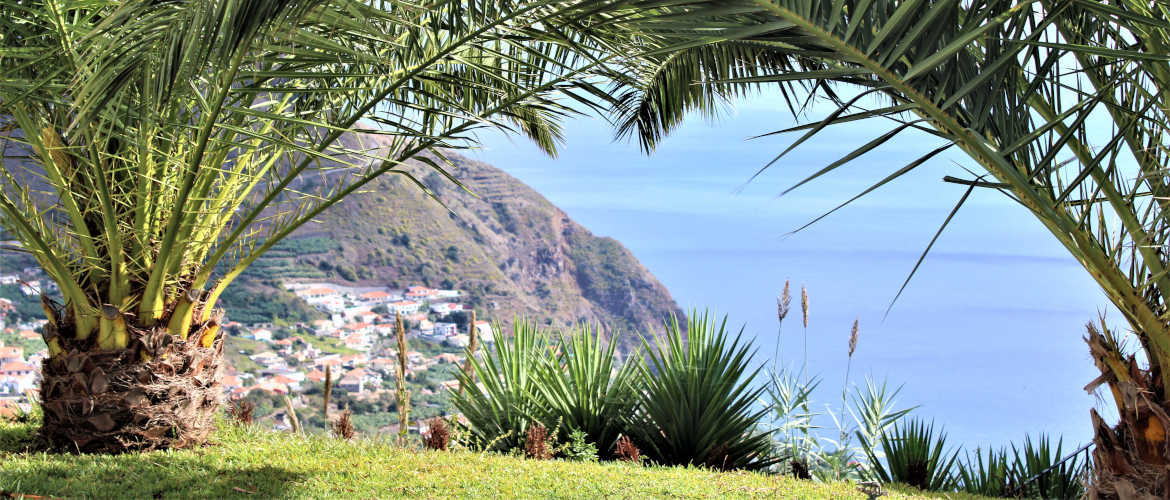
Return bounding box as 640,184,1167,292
468,96,1114,452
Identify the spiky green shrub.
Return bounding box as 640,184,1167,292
764,367,821,478
864,419,959,492
533,325,640,458
451,320,552,452
956,447,1012,497
633,312,777,471
1010,435,1087,500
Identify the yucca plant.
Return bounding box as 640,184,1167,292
450,320,552,452
956,447,1012,497
532,324,640,459
633,311,777,471
0,0,639,452
863,418,959,492
1009,434,1087,500
614,1,1170,495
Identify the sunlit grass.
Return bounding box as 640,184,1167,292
0,419,993,499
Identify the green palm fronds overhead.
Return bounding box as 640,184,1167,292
612,0,1170,494
0,0,637,350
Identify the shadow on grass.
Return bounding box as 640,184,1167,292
0,423,307,499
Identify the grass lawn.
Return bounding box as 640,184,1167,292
0,420,993,499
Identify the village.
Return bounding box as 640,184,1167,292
0,274,490,434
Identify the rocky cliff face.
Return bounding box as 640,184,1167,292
241,136,683,349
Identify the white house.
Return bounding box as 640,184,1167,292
433,322,458,337
252,328,273,342
429,303,463,316
389,300,420,315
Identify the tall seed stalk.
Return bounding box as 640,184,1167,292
801,285,809,385
323,365,332,420
840,319,859,443
773,280,791,374
458,309,479,396
395,311,411,446
284,396,301,435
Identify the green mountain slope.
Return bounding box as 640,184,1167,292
234,139,682,346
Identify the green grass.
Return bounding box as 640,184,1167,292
0,419,993,499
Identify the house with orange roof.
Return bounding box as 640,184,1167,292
0,346,22,363
17,330,38,340
306,370,327,384
359,290,398,304
435,353,461,365
296,286,338,299
0,361,38,393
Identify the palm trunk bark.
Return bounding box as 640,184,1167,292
1086,323,1170,499
38,298,225,453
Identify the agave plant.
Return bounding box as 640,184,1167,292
633,311,777,471
956,447,1012,497
863,418,959,492
0,0,639,452
450,320,552,452
1009,434,1088,500
532,325,640,459
614,1,1170,495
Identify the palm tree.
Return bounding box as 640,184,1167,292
0,0,632,452
612,1,1169,497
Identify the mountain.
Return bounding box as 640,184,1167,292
227,136,683,348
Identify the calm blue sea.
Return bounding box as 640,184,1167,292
469,95,1114,452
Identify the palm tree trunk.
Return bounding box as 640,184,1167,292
1086,323,1170,499
38,298,225,453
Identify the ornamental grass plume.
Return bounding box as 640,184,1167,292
458,310,479,396
849,319,860,358
773,280,791,370
778,281,791,324
801,285,809,383
323,365,333,420
395,311,411,446
840,318,860,443
801,285,809,329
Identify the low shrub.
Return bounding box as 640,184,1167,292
423,417,451,451
1009,434,1086,499
561,429,599,462
615,435,641,463
631,312,777,471
864,419,959,492
524,423,554,460
332,409,354,440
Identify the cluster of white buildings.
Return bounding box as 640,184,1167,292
285,283,460,316
226,327,471,400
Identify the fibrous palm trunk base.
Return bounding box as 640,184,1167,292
1086,326,1170,500
38,321,224,453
